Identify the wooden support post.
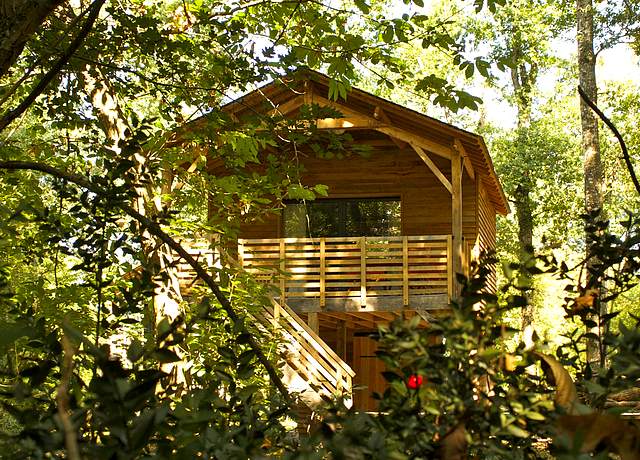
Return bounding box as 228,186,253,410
273,300,281,327
320,238,326,308
303,79,314,105
308,312,319,334
336,320,347,361
454,138,475,180
279,239,286,305
360,237,367,307
238,239,245,267
402,236,409,306
447,235,453,301
451,151,463,300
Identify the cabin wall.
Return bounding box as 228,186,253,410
477,180,497,290
236,148,479,241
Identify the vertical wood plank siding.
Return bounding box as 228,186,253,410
477,182,497,292
228,150,479,241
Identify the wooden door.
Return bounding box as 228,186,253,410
352,336,387,412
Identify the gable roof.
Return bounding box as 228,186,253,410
221,69,509,215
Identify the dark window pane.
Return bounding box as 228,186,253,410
283,198,401,238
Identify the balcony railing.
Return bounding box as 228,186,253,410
238,235,453,309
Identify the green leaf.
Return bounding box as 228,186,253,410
354,0,371,14
506,424,529,438
127,339,145,363
0,322,33,350
153,348,181,363
287,184,315,200
313,184,329,197
382,25,394,44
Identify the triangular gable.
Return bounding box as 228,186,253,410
222,69,509,215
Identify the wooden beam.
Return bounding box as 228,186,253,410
303,79,314,105
411,143,452,194
295,95,453,159
268,95,304,116
312,95,374,119
360,237,367,307
316,117,384,130
451,151,463,299
286,294,450,313
336,320,347,360
402,236,409,306
374,106,407,149
376,126,452,159
454,138,475,180
265,94,453,160
308,312,319,334
320,238,326,308
279,240,286,306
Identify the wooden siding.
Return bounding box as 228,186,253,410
236,148,478,241
477,181,497,291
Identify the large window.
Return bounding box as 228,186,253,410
283,198,401,238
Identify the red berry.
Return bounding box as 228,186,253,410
407,374,424,389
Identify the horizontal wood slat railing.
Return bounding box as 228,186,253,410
239,235,452,306
176,240,355,408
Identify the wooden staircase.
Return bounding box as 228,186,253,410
176,240,355,410
259,298,354,408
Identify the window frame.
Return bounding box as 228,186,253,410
282,196,402,238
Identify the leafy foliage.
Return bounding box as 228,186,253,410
1,0,640,458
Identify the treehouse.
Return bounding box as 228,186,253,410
196,70,508,412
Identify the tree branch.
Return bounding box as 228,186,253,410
578,85,640,197
0,0,106,133
0,160,292,403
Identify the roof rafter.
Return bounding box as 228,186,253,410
374,106,407,150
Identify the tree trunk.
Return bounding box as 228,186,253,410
577,0,605,368
578,0,603,216
82,65,187,384
509,38,537,329
514,182,535,322
0,0,64,79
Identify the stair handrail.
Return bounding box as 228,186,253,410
179,240,354,403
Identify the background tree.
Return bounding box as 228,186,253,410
462,0,573,331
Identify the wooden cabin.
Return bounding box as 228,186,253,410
204,70,508,412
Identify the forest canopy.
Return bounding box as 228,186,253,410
1,0,640,458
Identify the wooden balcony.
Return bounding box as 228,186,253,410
238,235,454,313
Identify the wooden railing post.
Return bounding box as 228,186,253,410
451,150,463,300
279,239,286,307
402,236,409,306
238,239,245,267
320,238,326,308
273,300,281,327
447,235,453,301
360,237,367,307
345,374,353,407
